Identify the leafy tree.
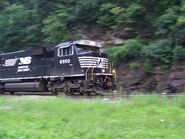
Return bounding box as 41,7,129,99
0,0,185,58
177,3,185,26
116,39,145,62
169,2,185,45
97,3,118,28
0,4,40,51
0,0,8,10
143,39,173,65
124,3,144,24
173,45,185,61
155,6,179,37
107,39,145,65
74,0,100,22
42,5,71,44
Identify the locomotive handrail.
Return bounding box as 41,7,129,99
91,67,95,80
85,59,96,81
109,63,112,74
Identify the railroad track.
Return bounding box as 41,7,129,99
0,92,54,96
1,92,185,100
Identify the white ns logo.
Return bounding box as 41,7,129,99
19,57,32,65
97,58,103,67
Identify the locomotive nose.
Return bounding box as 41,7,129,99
78,54,109,69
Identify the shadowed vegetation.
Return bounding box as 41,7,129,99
0,0,185,55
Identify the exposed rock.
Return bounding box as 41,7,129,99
117,61,185,93
113,38,124,45
166,62,185,93
70,23,125,46
169,72,185,79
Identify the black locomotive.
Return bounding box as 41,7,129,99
0,40,116,95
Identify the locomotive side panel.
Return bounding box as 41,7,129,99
43,51,54,77
0,50,33,79
31,55,45,77
0,49,53,93
0,49,52,80
52,45,83,77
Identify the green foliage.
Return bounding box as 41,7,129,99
124,3,144,24
117,39,144,61
97,3,121,28
107,39,145,65
97,2,144,29
42,16,71,44
143,40,173,65
42,5,72,44
129,63,138,71
177,3,185,26
107,45,126,67
143,59,153,74
155,3,185,46
0,4,40,51
107,36,185,67
0,0,185,54
173,45,185,61
155,6,179,36
74,0,101,22
0,0,8,10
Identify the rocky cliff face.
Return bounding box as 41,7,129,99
70,24,185,94
70,23,128,46
117,61,185,93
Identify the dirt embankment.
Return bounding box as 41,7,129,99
117,61,185,93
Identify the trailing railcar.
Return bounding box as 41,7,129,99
0,40,116,95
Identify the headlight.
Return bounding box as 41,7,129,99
102,69,105,73
112,69,116,74
82,69,84,73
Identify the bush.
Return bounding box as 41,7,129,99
173,45,185,61
129,63,138,71
117,39,145,61
107,47,121,66
107,39,144,63
107,38,185,67
97,3,118,28
107,39,146,65
143,39,173,65
143,59,153,74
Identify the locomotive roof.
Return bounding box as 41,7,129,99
56,40,101,48
0,50,27,56
0,40,101,56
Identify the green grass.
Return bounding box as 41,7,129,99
0,95,185,139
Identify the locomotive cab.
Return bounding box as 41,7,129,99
76,44,100,54
74,40,116,94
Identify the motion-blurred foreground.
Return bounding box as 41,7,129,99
0,95,185,139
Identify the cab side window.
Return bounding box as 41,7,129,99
58,46,73,57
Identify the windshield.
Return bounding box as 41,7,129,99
76,45,100,54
